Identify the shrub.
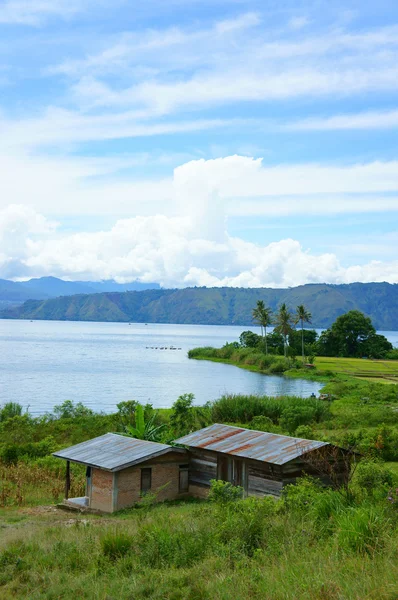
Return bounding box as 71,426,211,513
268,360,288,374
283,476,323,511
215,496,277,556
0,402,23,422
208,479,243,504
354,460,394,495
294,425,314,439
250,415,276,432
1,445,19,465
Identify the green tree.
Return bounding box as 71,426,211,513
295,304,312,363
252,301,273,354
53,400,94,419
273,303,294,357
317,310,392,358
170,393,197,437
239,330,262,348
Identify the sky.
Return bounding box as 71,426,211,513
1,0,398,288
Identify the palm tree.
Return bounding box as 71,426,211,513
252,300,273,354
273,303,294,357
121,404,166,442
295,304,312,363
252,300,265,338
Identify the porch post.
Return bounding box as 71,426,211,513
65,460,70,500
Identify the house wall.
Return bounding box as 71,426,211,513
188,448,217,498
90,468,113,512
282,450,351,488
115,452,188,511
247,462,283,497
188,448,284,498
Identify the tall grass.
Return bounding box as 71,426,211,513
0,478,397,599
210,393,330,432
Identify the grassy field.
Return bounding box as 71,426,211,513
1,487,397,600
314,357,398,383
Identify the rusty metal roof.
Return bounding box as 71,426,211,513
175,424,328,465
53,433,183,471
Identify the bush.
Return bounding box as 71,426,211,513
208,479,243,504
215,496,277,557
250,415,276,432
0,403,23,422
268,360,288,374
1,445,19,465
354,460,394,495
294,425,314,439
283,476,323,511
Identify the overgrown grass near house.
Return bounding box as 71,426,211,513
0,476,397,600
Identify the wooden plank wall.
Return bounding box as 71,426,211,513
247,463,283,497
188,448,217,489
282,456,350,487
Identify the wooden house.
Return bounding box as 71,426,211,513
175,424,352,498
54,425,352,512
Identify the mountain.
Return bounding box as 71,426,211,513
0,277,160,305
1,282,397,330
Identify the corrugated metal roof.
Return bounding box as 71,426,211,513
53,433,182,471
175,424,328,465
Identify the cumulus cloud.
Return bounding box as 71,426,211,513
1,202,397,288
1,155,398,287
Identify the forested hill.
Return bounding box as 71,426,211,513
1,282,398,329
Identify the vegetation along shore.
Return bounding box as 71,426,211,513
1,306,398,599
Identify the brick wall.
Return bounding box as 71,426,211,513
116,459,187,511
90,468,113,512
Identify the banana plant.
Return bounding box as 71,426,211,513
123,403,166,442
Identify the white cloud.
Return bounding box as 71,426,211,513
288,17,310,30
1,203,397,287
1,154,398,286
46,21,398,114
286,109,398,131
1,153,398,218
0,0,91,25
0,108,240,149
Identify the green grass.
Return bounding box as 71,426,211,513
0,488,397,600
389,462,398,476
314,357,398,383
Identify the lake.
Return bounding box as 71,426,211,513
0,319,329,416
2,320,397,416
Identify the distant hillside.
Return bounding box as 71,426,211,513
2,283,398,330
0,277,160,304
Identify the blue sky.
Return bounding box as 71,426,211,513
0,0,397,286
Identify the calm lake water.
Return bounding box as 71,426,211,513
1,320,397,416
0,320,322,416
